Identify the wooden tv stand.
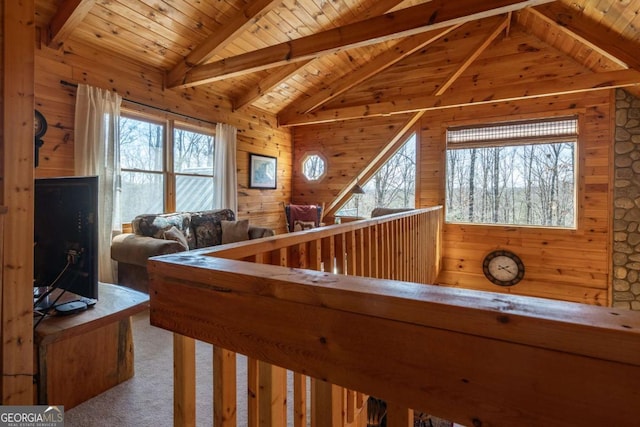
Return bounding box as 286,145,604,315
34,283,149,409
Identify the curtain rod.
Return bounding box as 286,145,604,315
59,80,218,126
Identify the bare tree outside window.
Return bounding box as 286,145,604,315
302,154,326,181
337,134,416,218
445,117,577,228
119,116,215,222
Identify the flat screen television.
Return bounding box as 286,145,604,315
34,176,99,306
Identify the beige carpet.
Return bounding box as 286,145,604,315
65,309,252,426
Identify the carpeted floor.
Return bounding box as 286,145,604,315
66,310,231,426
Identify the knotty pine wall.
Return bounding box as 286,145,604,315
34,38,292,234
292,114,417,206
423,91,612,305
294,90,613,305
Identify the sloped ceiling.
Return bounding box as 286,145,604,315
35,0,640,126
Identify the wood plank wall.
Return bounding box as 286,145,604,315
293,90,613,305
292,114,415,206
34,38,292,234
422,91,612,305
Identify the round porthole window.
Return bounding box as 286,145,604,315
302,153,326,182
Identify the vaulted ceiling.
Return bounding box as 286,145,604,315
35,0,640,126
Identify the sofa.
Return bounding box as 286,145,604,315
111,209,274,293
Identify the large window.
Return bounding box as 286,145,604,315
336,133,416,218
445,117,577,228
119,114,215,223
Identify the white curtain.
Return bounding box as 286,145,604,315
214,123,238,214
74,84,122,284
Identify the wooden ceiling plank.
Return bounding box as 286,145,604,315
231,0,408,110
280,25,461,120
232,61,312,111
47,0,96,48
530,2,640,70
166,0,284,88
173,0,555,89
434,15,509,97
281,69,640,126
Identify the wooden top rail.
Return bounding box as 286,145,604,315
202,206,442,260
148,253,640,426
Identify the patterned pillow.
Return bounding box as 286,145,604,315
221,220,249,244
132,212,192,247
163,226,189,251
190,209,235,248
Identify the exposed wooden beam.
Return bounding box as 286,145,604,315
224,0,409,110
172,0,554,89
3,0,35,404
290,25,461,117
47,0,96,48
232,62,311,111
528,3,639,70
166,0,283,88
280,69,640,126
324,112,424,218
434,15,508,96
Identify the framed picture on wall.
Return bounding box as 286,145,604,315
249,153,277,189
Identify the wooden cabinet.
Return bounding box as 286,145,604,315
34,283,148,409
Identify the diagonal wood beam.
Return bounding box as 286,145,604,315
294,25,461,116
280,69,640,126
324,112,424,219
434,15,509,96
47,0,96,48
231,0,407,111
232,62,311,111
528,3,640,70
166,0,283,88
171,0,554,89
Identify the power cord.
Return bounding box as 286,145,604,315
33,260,72,331
33,260,71,309
33,289,68,330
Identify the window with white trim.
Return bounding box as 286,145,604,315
445,117,578,228
119,113,215,223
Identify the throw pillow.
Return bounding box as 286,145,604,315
162,226,189,251
293,220,315,232
221,219,249,244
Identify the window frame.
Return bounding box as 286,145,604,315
301,151,327,182
335,131,418,219
444,115,581,230
119,109,216,220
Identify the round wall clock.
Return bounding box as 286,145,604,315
35,109,47,139
482,249,525,287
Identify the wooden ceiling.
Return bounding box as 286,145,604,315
35,0,640,126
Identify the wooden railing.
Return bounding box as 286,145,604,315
148,207,640,427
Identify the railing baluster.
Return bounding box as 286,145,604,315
345,230,356,276
293,373,307,427
214,347,237,426
322,236,335,273
259,361,287,426
157,209,444,427
335,233,345,275
386,403,413,427
248,358,259,427
310,238,322,271
174,333,196,427
312,379,343,427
